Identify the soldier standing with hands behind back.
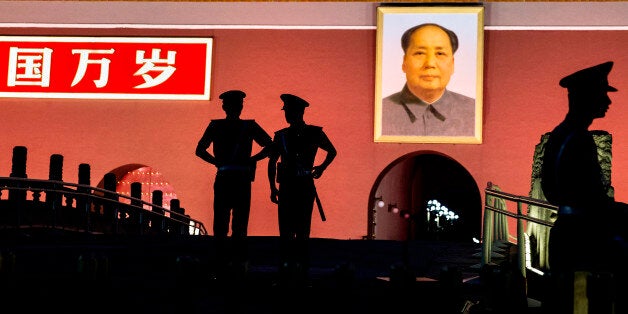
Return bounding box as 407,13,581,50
268,93,337,287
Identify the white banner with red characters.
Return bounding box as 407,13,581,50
0,36,213,100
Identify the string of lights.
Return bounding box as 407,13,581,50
373,196,461,233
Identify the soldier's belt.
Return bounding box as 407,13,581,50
218,165,250,172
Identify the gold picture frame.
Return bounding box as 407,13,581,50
374,5,484,144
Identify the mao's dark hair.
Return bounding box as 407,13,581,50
401,23,459,54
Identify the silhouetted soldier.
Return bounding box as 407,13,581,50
196,90,273,280
541,62,628,313
267,93,337,286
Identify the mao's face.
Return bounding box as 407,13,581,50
402,25,455,98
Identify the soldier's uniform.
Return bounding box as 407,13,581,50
196,90,272,276
541,62,628,313
269,93,336,284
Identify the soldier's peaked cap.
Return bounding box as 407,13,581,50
280,94,309,110
559,61,617,92
219,90,246,101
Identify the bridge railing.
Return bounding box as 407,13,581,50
0,176,207,236
482,182,556,280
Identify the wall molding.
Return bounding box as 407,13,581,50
0,2,626,28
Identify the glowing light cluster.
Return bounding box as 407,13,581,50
426,199,460,231
116,166,178,210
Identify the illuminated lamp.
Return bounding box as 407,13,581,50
400,210,411,219
374,196,385,209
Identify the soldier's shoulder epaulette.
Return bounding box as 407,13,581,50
305,125,323,134
275,128,289,135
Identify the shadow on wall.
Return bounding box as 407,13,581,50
369,151,481,242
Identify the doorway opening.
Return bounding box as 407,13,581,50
96,164,178,210
368,151,481,242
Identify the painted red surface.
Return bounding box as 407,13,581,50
0,28,626,240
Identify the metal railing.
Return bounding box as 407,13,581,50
482,182,556,279
0,176,207,236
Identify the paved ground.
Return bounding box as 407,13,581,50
0,234,537,313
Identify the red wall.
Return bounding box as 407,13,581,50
0,28,627,240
